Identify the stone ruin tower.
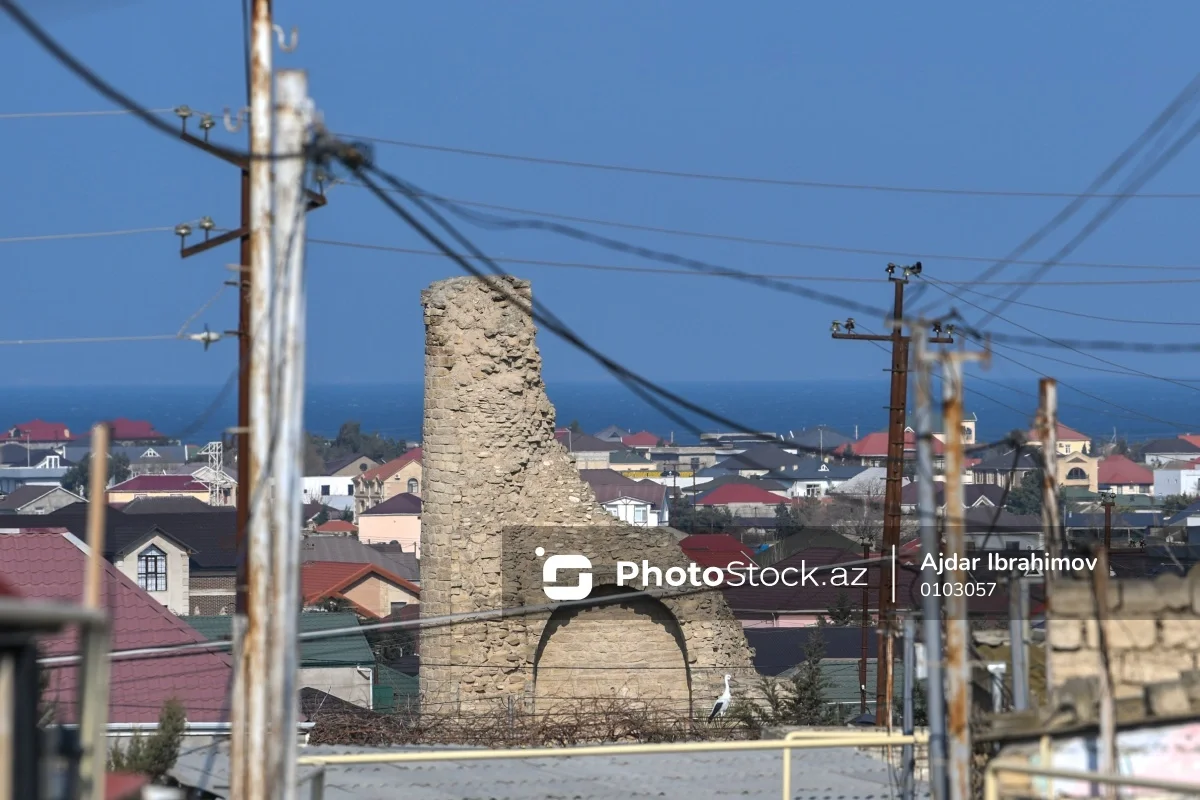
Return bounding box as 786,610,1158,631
419,276,753,716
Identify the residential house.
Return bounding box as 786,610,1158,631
323,454,380,477
621,430,662,448
301,534,419,584
842,429,945,469
302,473,358,508
301,561,420,619
782,425,853,457
961,508,1044,552
696,482,791,519
606,447,654,475
1026,422,1092,456
1098,454,1155,495
119,495,219,514
580,470,669,526
103,418,171,445
1058,452,1099,492
0,484,83,515
763,460,867,499
971,446,1041,490
25,502,241,616
1066,511,1162,548
108,474,213,505
709,444,806,477
0,531,232,723
189,612,376,709
1153,461,1200,498
0,419,73,446
63,443,190,476
1162,499,1200,546
678,474,784,499
357,492,421,552
899,482,1006,513
679,533,756,570
353,448,423,516
1142,438,1200,468
746,627,900,713
0,443,71,494
828,467,890,498
593,425,631,444
555,430,620,469
314,519,358,536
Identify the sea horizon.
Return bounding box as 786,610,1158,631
0,376,1196,449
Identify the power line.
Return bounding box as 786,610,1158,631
0,226,173,244
0,334,180,346
340,133,1200,199
309,236,1200,287
0,108,177,119
926,278,1200,327
980,112,1200,325
918,275,1200,390
917,69,1200,317
337,181,1200,272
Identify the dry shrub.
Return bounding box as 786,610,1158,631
307,694,758,748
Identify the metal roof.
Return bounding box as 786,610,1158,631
186,612,374,667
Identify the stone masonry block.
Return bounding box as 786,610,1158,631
1117,650,1195,685
1146,681,1191,717
1086,618,1157,651
1119,579,1166,615
1155,572,1191,611
1050,580,1113,618
1048,620,1084,651
1160,616,1200,650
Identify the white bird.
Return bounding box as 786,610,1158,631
707,673,733,723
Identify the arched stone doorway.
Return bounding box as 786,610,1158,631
532,585,692,716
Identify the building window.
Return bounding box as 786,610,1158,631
1066,468,1088,481
320,484,331,496
634,506,648,524
1063,444,1072,453
805,485,819,497
407,478,419,494
1006,542,1021,551
137,545,168,592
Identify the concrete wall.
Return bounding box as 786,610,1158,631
1154,468,1200,497
1047,567,1200,695
298,666,372,709
358,513,420,552
112,532,190,615
419,277,753,715
108,489,209,504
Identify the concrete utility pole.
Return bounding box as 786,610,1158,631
1036,378,1060,699
900,613,917,800
266,68,312,797
79,423,111,800
938,345,990,800
912,327,948,800
860,536,870,715
1008,570,1030,711
832,263,954,724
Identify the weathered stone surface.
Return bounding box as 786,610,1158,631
1085,618,1157,651
418,277,753,715
1155,572,1191,611
1047,620,1083,651
1120,580,1165,615
1116,650,1195,685
1160,615,1200,650
1146,681,1191,717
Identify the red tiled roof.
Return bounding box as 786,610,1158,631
1098,455,1153,486
621,431,660,447
1028,422,1090,443
1180,434,1200,449
359,448,422,481
696,483,787,506
109,474,208,493
104,418,167,441
0,533,232,723
314,519,357,533
679,534,756,570
301,560,420,615
0,419,71,442
845,430,944,457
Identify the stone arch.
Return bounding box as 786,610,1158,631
533,584,691,714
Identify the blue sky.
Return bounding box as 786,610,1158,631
3,1,1199,391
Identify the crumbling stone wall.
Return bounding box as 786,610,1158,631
419,276,753,715
1047,567,1200,707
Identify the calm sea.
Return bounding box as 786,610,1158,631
1,379,1196,447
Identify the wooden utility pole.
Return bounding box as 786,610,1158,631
1101,490,1116,553
1036,378,1061,701
832,263,954,723
938,345,990,800
859,536,870,715
79,423,111,800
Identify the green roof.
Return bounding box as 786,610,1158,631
185,612,375,668
373,664,419,712
608,448,650,465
